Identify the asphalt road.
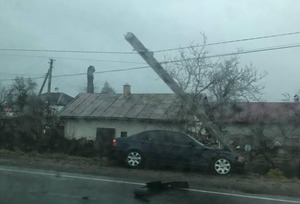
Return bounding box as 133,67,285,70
0,165,299,204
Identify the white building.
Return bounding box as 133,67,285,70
59,85,185,142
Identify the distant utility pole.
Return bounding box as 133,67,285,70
47,59,54,98
125,32,231,151
39,59,55,105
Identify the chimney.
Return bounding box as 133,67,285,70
123,84,131,97
294,95,299,103
87,66,95,93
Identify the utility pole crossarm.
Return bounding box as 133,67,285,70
125,32,231,151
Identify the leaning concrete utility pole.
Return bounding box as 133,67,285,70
125,32,231,151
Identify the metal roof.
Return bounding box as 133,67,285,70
59,93,183,121
41,92,74,106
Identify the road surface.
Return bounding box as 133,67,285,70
0,165,299,204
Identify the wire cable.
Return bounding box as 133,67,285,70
154,31,300,53
0,72,41,76
1,31,300,55
0,48,136,55
1,42,300,82
0,65,150,82
0,53,146,64
161,43,300,64
55,78,82,92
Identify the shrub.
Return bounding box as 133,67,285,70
248,154,271,175
266,168,285,179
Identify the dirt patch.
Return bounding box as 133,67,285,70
0,150,300,198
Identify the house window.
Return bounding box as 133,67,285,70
121,131,127,137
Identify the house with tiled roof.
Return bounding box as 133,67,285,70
59,81,300,148
59,85,189,141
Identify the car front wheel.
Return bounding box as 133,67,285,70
126,150,143,168
213,157,231,175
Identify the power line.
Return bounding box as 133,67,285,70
1,42,300,82
0,65,150,82
0,72,41,76
55,78,81,92
0,53,146,64
54,56,146,64
161,42,300,64
52,66,150,78
0,48,136,55
154,31,300,53
2,31,300,55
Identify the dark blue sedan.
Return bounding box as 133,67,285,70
112,130,245,175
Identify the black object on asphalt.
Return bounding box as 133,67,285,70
134,181,189,201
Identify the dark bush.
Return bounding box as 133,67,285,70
248,154,271,175
66,139,98,157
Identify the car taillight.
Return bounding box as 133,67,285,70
112,139,117,147
237,156,244,162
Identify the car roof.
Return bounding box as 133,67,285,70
136,130,183,134
129,130,182,138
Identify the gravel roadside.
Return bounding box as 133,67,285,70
0,150,299,198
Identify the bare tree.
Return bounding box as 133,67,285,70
100,81,116,94
165,37,267,141
7,77,37,111
80,83,100,93
0,84,8,111
281,90,300,102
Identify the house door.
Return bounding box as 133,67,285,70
96,128,116,155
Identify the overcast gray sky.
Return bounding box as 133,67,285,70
1,0,300,101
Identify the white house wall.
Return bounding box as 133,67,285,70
64,119,182,140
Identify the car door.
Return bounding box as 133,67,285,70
136,131,165,163
165,132,207,167
146,131,173,164
139,130,175,164
156,131,178,164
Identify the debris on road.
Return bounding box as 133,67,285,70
134,181,189,201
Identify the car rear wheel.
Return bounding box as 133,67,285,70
126,150,143,168
213,158,231,175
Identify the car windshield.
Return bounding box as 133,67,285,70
185,134,205,147
1,1,300,204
